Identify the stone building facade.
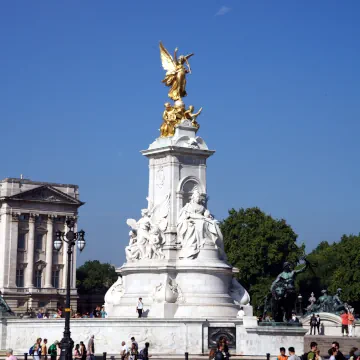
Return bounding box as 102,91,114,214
0,178,84,314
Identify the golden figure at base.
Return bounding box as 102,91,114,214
159,42,194,101
160,103,178,138
184,105,202,130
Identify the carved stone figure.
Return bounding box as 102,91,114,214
306,292,317,312
104,277,124,305
126,195,170,261
267,260,308,322
229,278,250,306
177,189,226,260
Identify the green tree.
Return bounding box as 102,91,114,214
297,234,360,311
76,260,117,294
220,207,305,313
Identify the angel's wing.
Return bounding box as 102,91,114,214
150,194,170,232
159,42,176,73
126,218,138,230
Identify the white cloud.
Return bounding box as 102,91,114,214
215,6,231,16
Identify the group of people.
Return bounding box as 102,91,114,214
309,314,321,335
35,306,108,319
277,341,360,360
120,336,151,360
340,309,355,337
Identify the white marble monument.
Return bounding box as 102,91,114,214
105,120,251,319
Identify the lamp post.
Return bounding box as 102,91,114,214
54,218,86,360
298,294,303,316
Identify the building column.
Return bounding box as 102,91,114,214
25,213,36,288
62,217,69,289
8,213,20,287
44,215,55,288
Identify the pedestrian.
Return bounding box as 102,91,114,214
348,311,355,337
136,298,143,318
277,347,288,360
218,336,229,360
331,342,346,360
56,342,61,360
48,341,58,360
100,306,107,318
289,313,299,324
141,342,151,360
215,343,225,360
340,311,349,336
315,350,322,360
350,348,359,360
6,349,18,360
209,348,217,360
306,342,318,360
79,341,87,360
33,338,42,360
121,341,129,360
74,344,82,360
41,339,48,360
129,342,138,360
87,336,95,360
316,315,321,335
328,348,337,360
131,337,138,351
310,314,317,335
288,347,301,360
237,307,245,319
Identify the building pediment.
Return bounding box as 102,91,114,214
4,185,83,206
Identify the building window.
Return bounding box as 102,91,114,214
52,270,60,288
35,270,42,288
16,269,24,287
35,234,43,251
18,233,26,250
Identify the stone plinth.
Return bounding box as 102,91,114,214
0,318,307,356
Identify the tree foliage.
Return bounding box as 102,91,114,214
297,234,360,311
220,207,305,312
76,260,117,294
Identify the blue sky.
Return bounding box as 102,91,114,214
1,1,359,267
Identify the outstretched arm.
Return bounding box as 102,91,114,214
270,274,282,291
294,261,308,274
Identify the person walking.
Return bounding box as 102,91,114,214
277,347,288,360
348,311,355,337
331,342,346,360
136,298,143,318
316,315,321,335
56,342,61,360
33,338,42,360
129,343,138,360
6,349,18,360
215,343,225,360
41,339,48,360
328,348,337,360
310,314,317,335
79,342,87,360
74,344,82,360
340,311,349,336
121,341,129,360
131,337,138,351
288,347,301,360
48,341,59,360
87,336,95,360
306,342,318,360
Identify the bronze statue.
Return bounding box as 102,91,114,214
160,103,178,137
267,260,309,322
160,42,194,101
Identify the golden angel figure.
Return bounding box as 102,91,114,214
160,42,194,101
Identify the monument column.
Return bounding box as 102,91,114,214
44,214,55,288
25,213,37,288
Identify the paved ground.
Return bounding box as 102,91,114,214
304,335,360,355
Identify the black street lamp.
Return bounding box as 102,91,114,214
54,218,86,360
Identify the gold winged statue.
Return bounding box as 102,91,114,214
160,42,194,101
